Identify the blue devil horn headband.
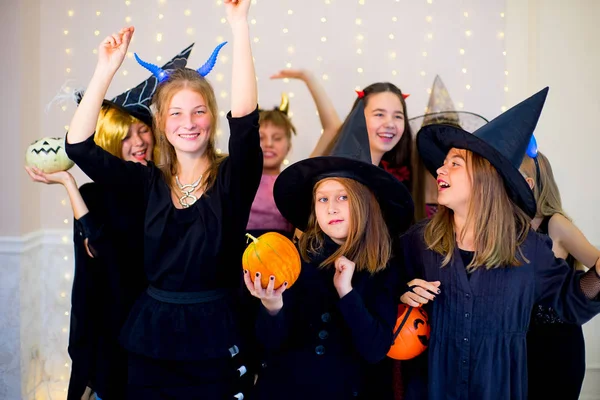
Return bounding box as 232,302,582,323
197,42,227,77
526,134,538,158
135,42,227,83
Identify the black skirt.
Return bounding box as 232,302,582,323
527,323,585,400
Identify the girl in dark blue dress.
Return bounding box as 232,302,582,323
400,88,600,400
244,100,414,399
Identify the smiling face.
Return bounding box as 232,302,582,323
259,122,291,173
120,122,154,164
364,91,406,161
164,88,212,157
436,148,473,213
314,179,351,245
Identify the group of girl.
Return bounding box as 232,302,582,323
25,1,600,399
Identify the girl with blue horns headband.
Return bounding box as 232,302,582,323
64,1,263,398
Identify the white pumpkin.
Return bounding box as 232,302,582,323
25,137,74,173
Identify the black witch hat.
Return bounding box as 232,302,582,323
75,43,195,127
274,100,414,235
417,87,549,218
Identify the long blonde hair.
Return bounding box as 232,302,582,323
520,152,568,219
299,177,391,274
152,68,225,192
94,104,153,160
424,150,530,271
520,152,582,269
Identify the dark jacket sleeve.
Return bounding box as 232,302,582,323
65,133,151,191
533,231,600,324
338,261,400,364
67,210,102,399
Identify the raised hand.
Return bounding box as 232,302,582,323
224,0,251,25
244,270,287,315
333,256,355,298
25,166,75,187
270,69,309,81
400,279,441,307
97,26,134,73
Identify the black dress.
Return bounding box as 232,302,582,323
400,221,600,400
253,236,399,400
66,109,263,399
527,216,586,400
67,183,147,400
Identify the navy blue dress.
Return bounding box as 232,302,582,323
66,109,262,399
253,237,399,400
401,221,600,400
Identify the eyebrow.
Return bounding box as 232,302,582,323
445,154,465,163
372,108,404,115
169,105,207,110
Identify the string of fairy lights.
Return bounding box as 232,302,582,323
48,1,506,398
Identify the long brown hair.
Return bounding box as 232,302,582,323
412,121,462,221
152,68,225,192
520,152,583,270
424,150,530,270
299,177,391,274
324,82,413,190
520,152,568,220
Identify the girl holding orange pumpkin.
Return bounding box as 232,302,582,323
398,88,600,400
243,100,414,400
64,1,262,398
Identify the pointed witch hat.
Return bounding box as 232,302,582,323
274,100,414,235
75,43,195,127
416,87,549,218
409,75,488,134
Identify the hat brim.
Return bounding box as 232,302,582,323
416,124,536,218
274,157,414,235
102,99,153,128
409,111,488,134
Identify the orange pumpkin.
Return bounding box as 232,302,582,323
387,304,430,360
242,232,301,289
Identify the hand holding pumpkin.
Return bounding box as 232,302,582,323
400,279,441,308
244,270,286,315
333,256,355,298
25,166,76,187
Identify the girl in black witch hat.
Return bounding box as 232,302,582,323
243,100,414,400
399,87,600,400
64,1,261,398
25,45,193,400
520,143,600,400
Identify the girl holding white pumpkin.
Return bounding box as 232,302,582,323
244,100,414,400
64,1,262,398
25,46,194,400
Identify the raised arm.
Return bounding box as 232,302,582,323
549,214,600,269
226,0,257,117
67,27,134,145
271,69,342,157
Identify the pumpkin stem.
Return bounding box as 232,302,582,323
245,233,259,244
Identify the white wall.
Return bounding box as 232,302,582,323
1,0,598,398
506,0,600,398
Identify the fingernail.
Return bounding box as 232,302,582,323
270,276,274,281
437,289,441,294
255,272,260,277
